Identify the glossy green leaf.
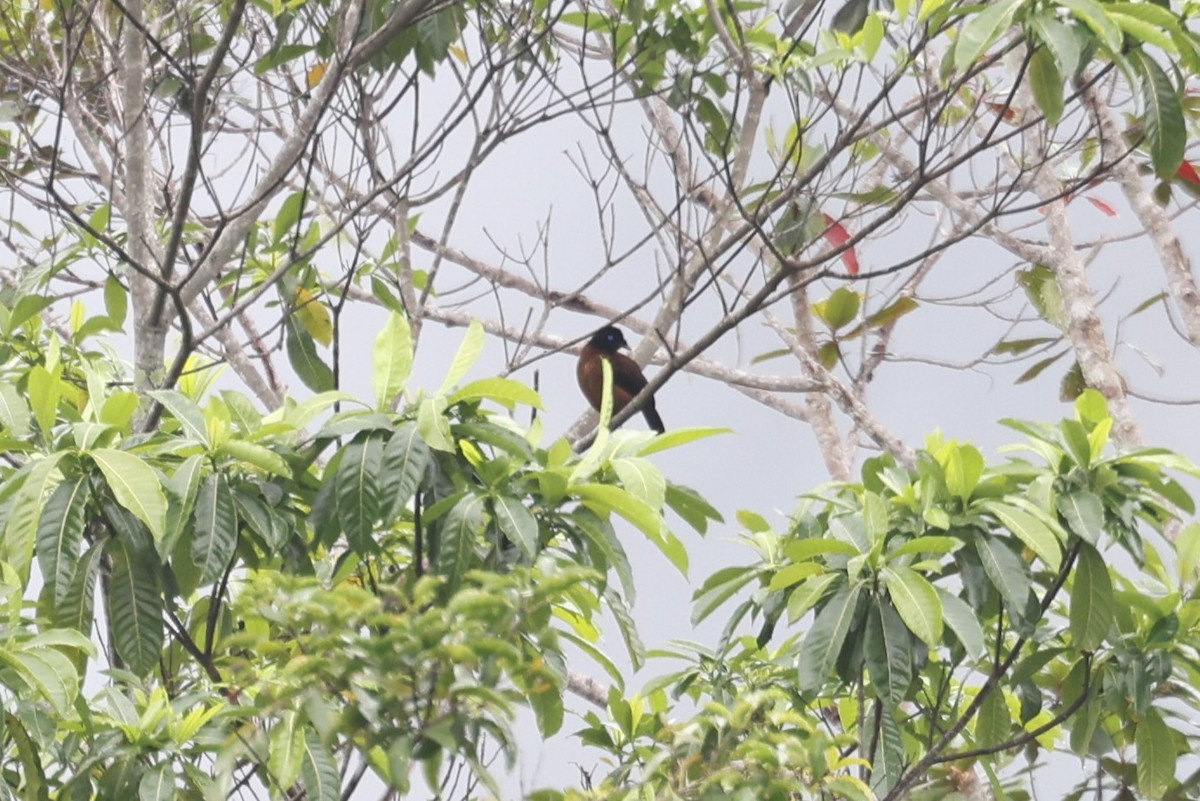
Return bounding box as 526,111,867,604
447,377,543,410
938,588,986,658
161,454,204,560
1057,0,1123,53
637,426,731,457
268,710,305,791
27,364,61,439
285,319,335,392
192,473,238,586
3,647,78,714
1029,45,1064,125
883,566,943,646
572,507,636,603
4,453,66,582
138,763,174,801
864,602,912,707
611,456,666,510
91,448,167,542
1132,49,1185,179
954,0,1023,72
335,432,384,552
1070,542,1114,651
0,381,30,436
53,541,105,636
108,524,164,677
797,583,861,691
981,500,1062,571
147,389,209,445
974,688,1011,749
663,482,724,534
435,493,486,589
35,475,90,608
1057,489,1104,545
438,319,485,395
300,729,340,801
887,535,962,560
373,312,413,409
492,495,538,560
975,535,1031,612
944,443,984,502
813,287,861,331
1136,709,1176,800
380,423,431,522
788,573,840,623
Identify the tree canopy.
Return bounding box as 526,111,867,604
0,0,1199,799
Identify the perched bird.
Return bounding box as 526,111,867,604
577,325,665,433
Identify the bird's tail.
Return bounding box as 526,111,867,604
643,405,665,434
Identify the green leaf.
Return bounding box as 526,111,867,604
435,494,486,589
864,602,913,707
787,573,840,623
285,319,335,392
1031,14,1083,77
1015,351,1067,384
268,710,305,791
215,440,292,477
3,647,78,714
300,729,341,801
91,449,167,542
1056,0,1123,53
990,336,1057,356
372,312,413,409
572,483,685,574
944,443,984,502
1070,542,1114,651
492,495,538,560
813,287,861,331
1132,49,1186,179
35,475,90,608
1058,489,1104,544
147,389,209,446
883,566,943,647
974,688,1011,749
611,456,666,510
637,426,731,457
104,273,128,329
53,541,105,635
27,364,62,439
887,535,962,560
1029,44,1064,125
954,0,1023,72
335,432,384,552
438,319,485,395
980,500,1062,571
108,524,164,677
938,588,986,658
785,538,860,561
191,473,238,586
162,455,204,560
692,565,756,625
0,381,31,436
1136,709,1176,800
572,507,636,603
664,482,724,534
446,377,543,410
4,453,66,582
975,535,1032,612
380,423,431,523
138,763,174,801
871,705,904,797
797,583,861,691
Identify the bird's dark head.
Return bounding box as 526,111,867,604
588,325,629,353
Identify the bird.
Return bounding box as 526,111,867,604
577,325,665,434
